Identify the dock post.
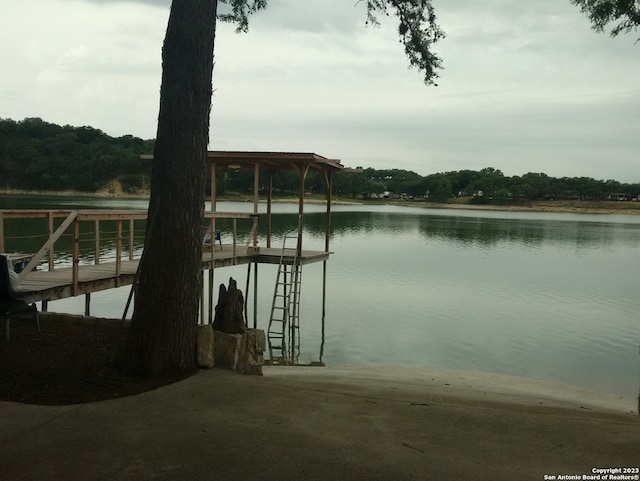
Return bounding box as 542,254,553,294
253,262,258,329
0,211,4,253
94,220,100,265
200,270,205,325
47,212,54,271
128,219,135,261
208,268,214,324
85,293,91,317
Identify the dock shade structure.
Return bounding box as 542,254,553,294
206,151,343,253
0,152,342,363
205,152,343,352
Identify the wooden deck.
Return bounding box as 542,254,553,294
19,245,330,304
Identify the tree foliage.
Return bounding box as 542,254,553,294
218,0,445,84
3,117,638,204
364,0,445,85
327,167,640,203
571,0,640,39
218,0,267,32
0,118,153,193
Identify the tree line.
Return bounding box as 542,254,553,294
227,166,640,204
1,117,638,204
324,166,640,204
0,118,153,193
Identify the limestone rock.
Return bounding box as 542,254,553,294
214,328,266,375
214,331,242,371
196,324,215,369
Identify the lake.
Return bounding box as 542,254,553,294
2,194,640,400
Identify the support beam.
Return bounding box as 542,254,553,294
128,219,135,261
253,262,258,329
19,210,78,281
253,163,259,247
72,217,80,296
324,170,333,252
94,220,100,265
297,163,310,256
47,212,54,271
0,212,4,253
267,172,273,248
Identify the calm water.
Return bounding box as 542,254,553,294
2,194,640,400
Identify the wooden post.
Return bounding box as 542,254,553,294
297,164,309,255
47,212,54,271
85,293,91,316
208,162,216,323
245,263,251,324
115,220,122,287
253,163,259,247
267,172,273,248
232,218,237,257
72,216,79,296
210,163,217,260
0,211,4,253
253,262,258,329
129,219,134,261
94,219,100,265
324,170,333,252
200,270,205,325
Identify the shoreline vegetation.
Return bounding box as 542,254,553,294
3,119,639,213
2,187,640,215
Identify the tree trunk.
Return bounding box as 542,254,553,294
120,0,218,376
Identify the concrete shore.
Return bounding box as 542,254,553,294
1,366,639,481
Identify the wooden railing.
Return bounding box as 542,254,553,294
0,209,259,296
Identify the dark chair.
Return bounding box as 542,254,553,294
203,229,222,250
0,254,40,341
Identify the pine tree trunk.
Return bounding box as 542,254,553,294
120,0,218,376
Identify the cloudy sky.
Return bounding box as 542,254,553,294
1,0,638,182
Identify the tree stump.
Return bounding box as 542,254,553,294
212,277,245,334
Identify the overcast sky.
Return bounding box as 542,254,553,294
1,0,638,182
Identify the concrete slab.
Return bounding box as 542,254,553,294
1,367,638,481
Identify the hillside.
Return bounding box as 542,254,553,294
2,118,639,207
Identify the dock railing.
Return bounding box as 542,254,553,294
0,209,259,296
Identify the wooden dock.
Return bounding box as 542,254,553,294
18,246,330,304
1,209,330,307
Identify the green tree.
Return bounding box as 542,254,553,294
120,0,445,376
424,173,452,202
571,0,640,39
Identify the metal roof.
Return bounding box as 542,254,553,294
207,151,344,173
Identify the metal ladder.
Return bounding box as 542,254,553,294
267,233,302,365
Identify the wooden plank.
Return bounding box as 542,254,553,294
16,248,330,304
203,212,257,219
0,210,74,219
18,211,78,281
76,210,148,221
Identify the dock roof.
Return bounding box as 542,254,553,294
207,151,343,173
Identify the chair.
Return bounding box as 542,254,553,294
0,254,40,341
203,229,222,250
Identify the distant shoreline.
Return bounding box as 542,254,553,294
2,188,639,215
